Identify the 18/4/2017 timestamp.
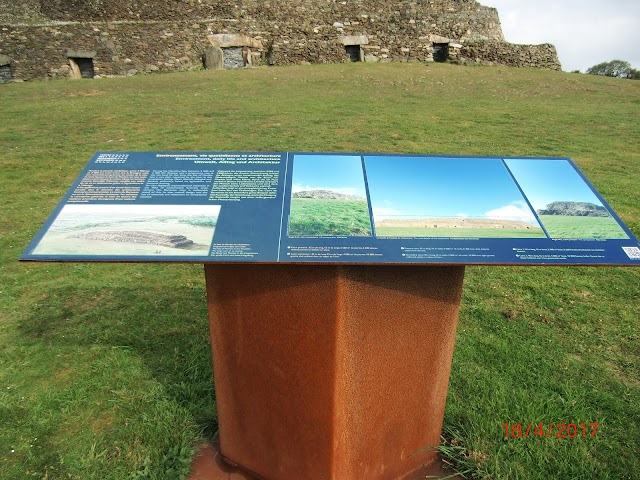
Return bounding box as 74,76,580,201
504,423,599,439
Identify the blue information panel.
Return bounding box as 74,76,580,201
20,152,640,265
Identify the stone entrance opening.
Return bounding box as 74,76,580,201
206,34,264,70
345,45,362,62
0,55,11,83
0,63,12,83
339,36,368,63
432,43,449,62
69,57,95,78
222,47,245,69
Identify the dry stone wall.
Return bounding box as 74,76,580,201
0,0,47,24
460,41,561,70
1,21,214,80
38,0,237,22
27,0,504,34
0,0,561,82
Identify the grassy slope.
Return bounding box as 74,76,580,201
375,226,545,238
539,215,629,239
289,198,372,236
1,63,638,479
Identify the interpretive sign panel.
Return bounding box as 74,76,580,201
20,152,640,265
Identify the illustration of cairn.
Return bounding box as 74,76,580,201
72,231,194,248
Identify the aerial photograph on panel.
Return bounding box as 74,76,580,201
505,159,629,239
32,204,221,256
364,156,546,238
288,155,372,236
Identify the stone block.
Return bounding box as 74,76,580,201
208,34,262,49
429,34,452,44
66,50,96,59
339,35,369,46
249,51,262,66
204,45,224,70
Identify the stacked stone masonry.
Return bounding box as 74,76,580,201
0,0,561,82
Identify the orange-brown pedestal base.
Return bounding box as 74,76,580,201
189,441,462,480
204,264,465,480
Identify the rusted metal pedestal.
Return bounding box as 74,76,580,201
204,264,465,480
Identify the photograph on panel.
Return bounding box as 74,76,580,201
288,155,372,237
32,204,221,256
505,159,628,239
364,156,545,238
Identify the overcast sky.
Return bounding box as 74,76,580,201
481,0,640,72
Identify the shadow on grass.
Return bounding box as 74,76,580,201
19,282,217,431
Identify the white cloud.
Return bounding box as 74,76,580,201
481,0,640,71
485,201,538,225
372,207,403,220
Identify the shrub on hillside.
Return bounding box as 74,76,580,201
586,59,639,79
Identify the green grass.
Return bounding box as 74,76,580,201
375,227,546,238
539,215,629,239
178,218,217,228
289,198,372,236
1,63,639,479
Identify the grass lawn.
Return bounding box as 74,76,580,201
1,62,639,479
289,198,372,236
375,227,546,238
539,214,630,239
